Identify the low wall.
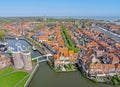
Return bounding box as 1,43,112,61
24,63,39,87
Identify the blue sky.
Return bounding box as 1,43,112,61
0,0,119,17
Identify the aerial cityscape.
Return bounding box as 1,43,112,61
0,0,120,87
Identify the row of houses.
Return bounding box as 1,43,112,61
76,24,120,81
0,53,11,69
95,23,120,35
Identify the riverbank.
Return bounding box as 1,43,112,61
28,62,120,87
78,63,120,85
47,60,77,73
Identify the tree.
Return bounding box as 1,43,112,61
0,30,5,41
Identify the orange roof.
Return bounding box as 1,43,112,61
37,35,48,40
99,41,109,47
87,41,99,47
69,50,74,55
25,32,34,35
115,43,120,48
79,46,85,49
111,25,120,30
54,54,60,59
117,64,120,68
59,47,69,57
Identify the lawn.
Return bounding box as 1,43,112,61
0,66,13,76
16,75,29,87
0,71,28,87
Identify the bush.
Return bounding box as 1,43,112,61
111,75,120,85
117,77,120,82
113,79,119,85
92,78,98,84
74,48,80,53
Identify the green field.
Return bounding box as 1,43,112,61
0,67,29,87
16,75,29,87
0,66,13,76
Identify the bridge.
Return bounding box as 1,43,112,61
32,54,53,63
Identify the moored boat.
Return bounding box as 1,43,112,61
32,46,37,51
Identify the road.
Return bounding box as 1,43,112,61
93,25,120,43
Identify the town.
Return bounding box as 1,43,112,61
0,17,120,87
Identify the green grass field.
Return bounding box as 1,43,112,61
0,66,29,87
0,66,13,76
16,75,29,87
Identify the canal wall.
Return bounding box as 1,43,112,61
25,37,47,55
24,63,39,87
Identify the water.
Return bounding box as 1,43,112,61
28,62,119,87
6,39,41,58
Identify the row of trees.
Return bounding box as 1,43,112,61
0,30,5,42
61,27,75,47
61,27,79,53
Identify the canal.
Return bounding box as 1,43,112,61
6,39,119,87
93,26,120,43
6,39,41,58
28,62,119,87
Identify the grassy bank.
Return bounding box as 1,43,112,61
0,66,13,76
0,66,29,87
16,75,29,87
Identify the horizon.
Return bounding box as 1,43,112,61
1,16,120,21
0,0,120,17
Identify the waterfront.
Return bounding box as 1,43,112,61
28,62,119,87
5,39,120,87
6,39,41,58
5,38,120,87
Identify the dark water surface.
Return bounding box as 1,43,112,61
28,62,118,87
6,39,41,58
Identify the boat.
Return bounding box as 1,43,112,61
16,37,18,40
32,46,37,51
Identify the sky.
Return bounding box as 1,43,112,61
0,0,120,17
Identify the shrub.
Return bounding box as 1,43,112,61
92,78,98,84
